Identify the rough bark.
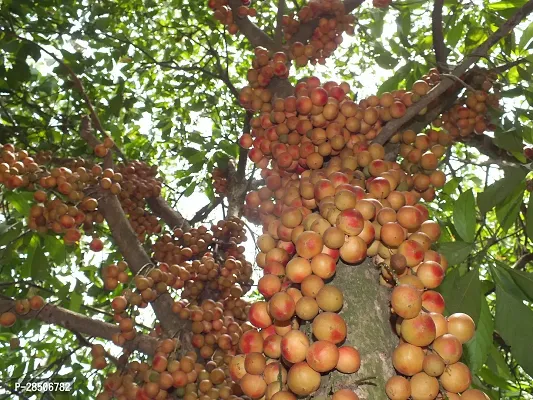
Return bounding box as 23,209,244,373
0,298,159,355
327,258,398,399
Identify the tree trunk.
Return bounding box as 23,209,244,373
327,257,398,399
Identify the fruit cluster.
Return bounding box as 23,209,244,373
233,65,494,398
96,217,259,399
0,295,45,328
208,0,256,36
284,0,355,66
212,167,229,195
0,143,163,245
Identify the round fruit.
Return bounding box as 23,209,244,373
287,362,321,396
385,375,410,400
312,312,347,344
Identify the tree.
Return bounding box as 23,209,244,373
1,0,533,398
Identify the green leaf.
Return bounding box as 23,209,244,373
488,0,528,11
44,236,66,266
446,19,464,48
493,127,524,153
69,291,83,313
495,183,525,233
453,189,476,243
477,166,527,214
502,265,533,302
464,296,494,373
437,241,474,266
495,286,533,377
20,235,48,280
0,222,23,246
437,267,481,322
4,191,35,216
520,21,533,49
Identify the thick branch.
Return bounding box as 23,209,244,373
374,0,533,145
227,113,253,217
228,0,276,49
274,0,287,49
0,298,158,355
146,196,192,231
79,120,189,338
432,0,449,71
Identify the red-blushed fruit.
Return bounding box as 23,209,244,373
391,284,422,319
332,389,360,400
385,375,411,400
312,312,347,344
401,311,436,346
268,292,296,321
238,330,264,354
421,290,445,314
336,346,361,373
281,330,309,363
432,333,463,364
285,257,312,283
248,301,273,329
258,274,282,298
296,231,324,259
287,362,321,396
306,340,339,372
29,295,45,310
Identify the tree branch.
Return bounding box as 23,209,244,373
227,112,253,217
512,253,533,270
274,0,287,49
146,196,192,231
0,298,158,355
432,0,449,71
78,118,190,339
374,0,533,145
492,57,528,74
228,0,276,49
189,197,223,225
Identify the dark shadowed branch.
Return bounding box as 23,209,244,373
189,197,224,225
0,297,159,355
228,0,276,49
432,0,449,71
274,0,287,49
